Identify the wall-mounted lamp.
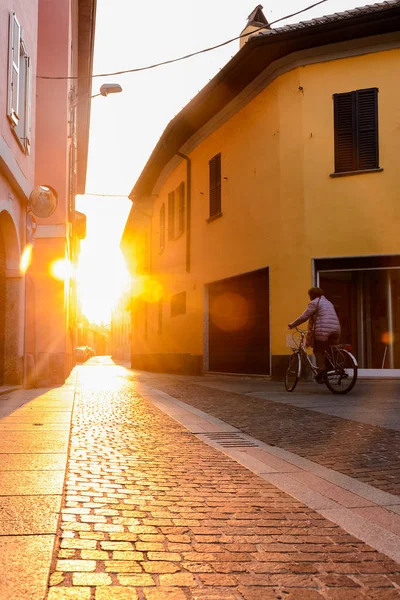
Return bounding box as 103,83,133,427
70,83,123,108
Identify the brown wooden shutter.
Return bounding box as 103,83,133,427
356,88,379,170
160,204,165,251
334,92,356,173
168,192,175,240
209,153,221,217
178,181,185,235
334,88,379,173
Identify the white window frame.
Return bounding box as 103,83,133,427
7,13,32,154
7,12,20,125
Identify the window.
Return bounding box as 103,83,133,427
167,182,185,241
209,153,221,218
171,292,186,317
177,181,185,236
168,192,175,240
333,88,379,174
7,12,32,153
158,299,163,333
159,203,165,252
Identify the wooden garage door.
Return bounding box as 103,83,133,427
208,268,270,375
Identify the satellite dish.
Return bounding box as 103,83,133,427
28,185,58,218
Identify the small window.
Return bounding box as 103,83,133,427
7,12,32,153
209,153,221,218
333,88,379,174
177,181,185,236
159,203,165,252
168,191,175,240
171,292,186,317
158,299,163,333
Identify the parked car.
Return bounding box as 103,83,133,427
75,346,89,363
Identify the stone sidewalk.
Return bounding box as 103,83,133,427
0,376,76,599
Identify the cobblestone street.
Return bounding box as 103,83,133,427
131,373,400,496
44,363,400,599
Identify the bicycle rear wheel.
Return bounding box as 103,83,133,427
325,348,358,394
285,352,301,392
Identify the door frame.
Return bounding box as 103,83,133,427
313,255,400,376
203,266,271,376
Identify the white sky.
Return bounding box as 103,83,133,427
77,0,377,324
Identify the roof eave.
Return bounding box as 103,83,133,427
76,0,97,195
129,1,400,201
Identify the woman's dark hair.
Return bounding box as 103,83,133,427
308,287,324,300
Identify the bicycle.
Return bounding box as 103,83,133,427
285,328,358,394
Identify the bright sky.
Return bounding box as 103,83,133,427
77,0,377,324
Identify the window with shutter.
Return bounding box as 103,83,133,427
209,153,221,218
7,14,31,154
158,299,163,333
160,204,165,252
168,192,175,240
8,13,21,125
334,88,379,174
177,181,185,236
171,292,186,317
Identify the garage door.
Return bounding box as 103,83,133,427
208,268,270,375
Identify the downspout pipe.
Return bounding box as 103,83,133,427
176,152,191,273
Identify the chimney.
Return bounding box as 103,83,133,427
240,5,270,49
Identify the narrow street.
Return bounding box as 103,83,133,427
1,359,400,599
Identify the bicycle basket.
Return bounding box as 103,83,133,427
286,332,301,349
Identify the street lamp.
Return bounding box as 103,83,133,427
70,83,123,108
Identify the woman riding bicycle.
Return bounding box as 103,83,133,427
288,287,341,381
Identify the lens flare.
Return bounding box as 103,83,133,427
20,244,33,274
142,279,164,303
50,259,73,281
382,331,395,345
210,292,250,332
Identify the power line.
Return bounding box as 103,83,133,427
84,193,129,198
37,0,328,81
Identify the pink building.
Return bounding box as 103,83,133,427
0,0,96,386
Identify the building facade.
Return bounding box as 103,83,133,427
0,0,95,386
122,1,400,378
110,288,132,363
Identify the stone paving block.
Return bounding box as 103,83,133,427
143,589,188,600
0,495,60,534
0,453,67,471
158,572,198,586
1,411,71,422
117,573,155,586
112,551,144,560
48,588,91,599
351,506,400,536
56,559,96,571
0,469,64,495
72,573,112,586
0,535,54,600
96,589,139,600
104,560,142,573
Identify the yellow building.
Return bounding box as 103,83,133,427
122,1,400,378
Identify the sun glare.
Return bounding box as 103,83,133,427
20,244,33,274
50,259,73,281
77,250,131,325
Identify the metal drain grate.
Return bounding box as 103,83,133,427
201,432,259,448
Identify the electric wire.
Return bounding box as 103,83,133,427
37,0,328,80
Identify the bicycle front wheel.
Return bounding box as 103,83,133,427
325,348,358,395
285,352,301,392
